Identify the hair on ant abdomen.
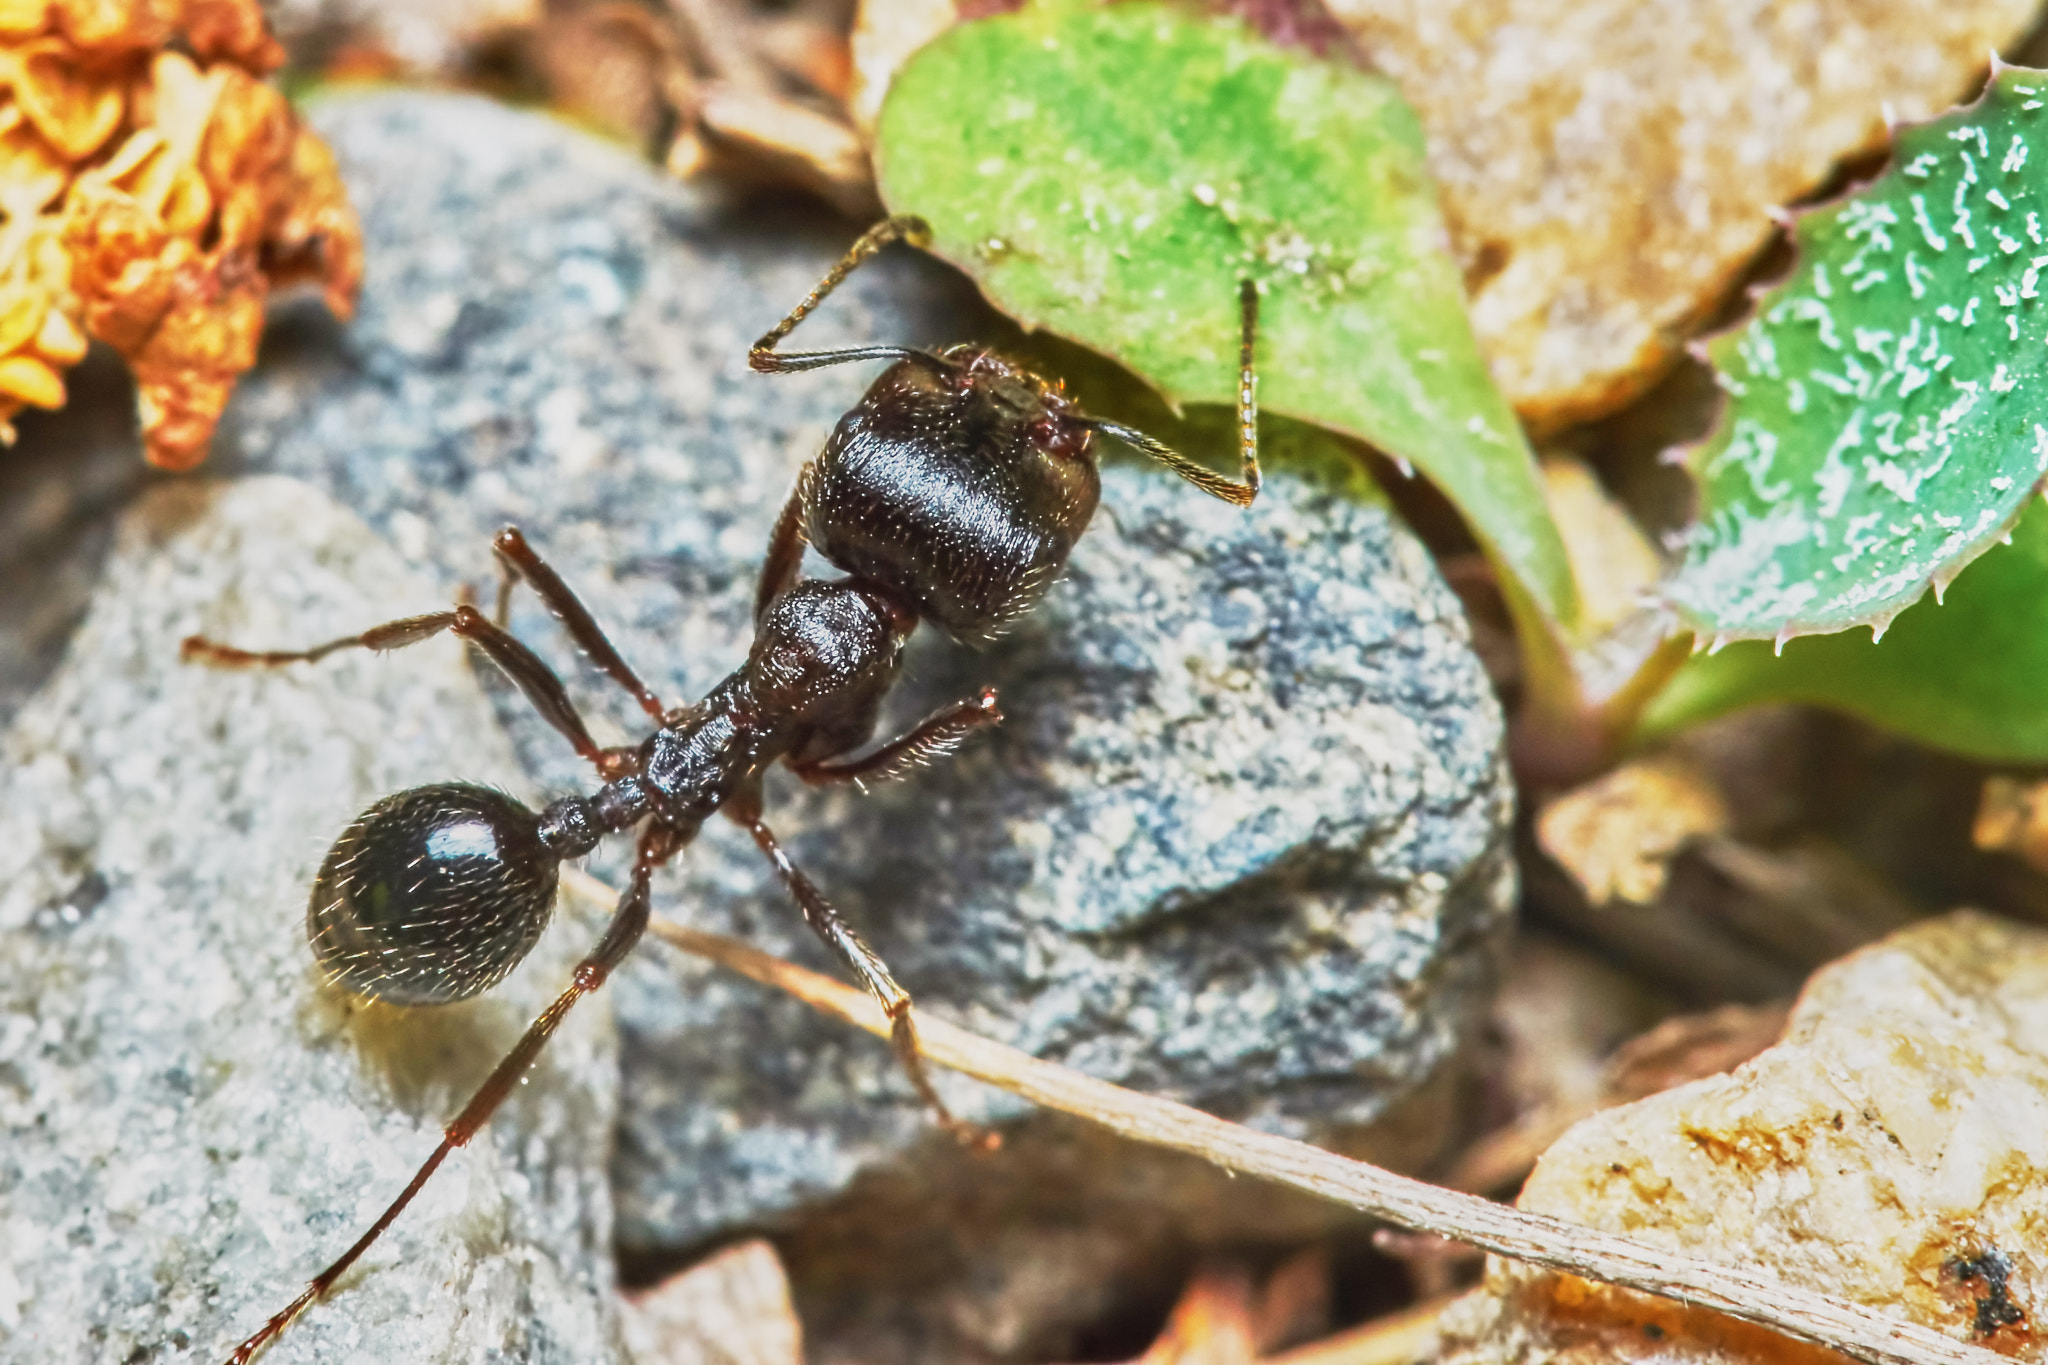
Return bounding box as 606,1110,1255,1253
187,215,1261,1363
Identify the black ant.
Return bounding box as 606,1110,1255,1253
186,216,1262,1363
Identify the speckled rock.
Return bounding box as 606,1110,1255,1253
1434,909,2048,1365
193,89,1516,1262
606,449,1515,1251
0,477,618,1364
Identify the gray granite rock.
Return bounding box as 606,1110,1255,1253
0,86,1515,1355
0,477,618,1363
200,88,1517,1256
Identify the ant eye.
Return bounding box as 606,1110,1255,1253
308,784,558,1006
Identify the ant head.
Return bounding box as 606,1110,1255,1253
943,346,1093,453
805,349,1104,641
308,784,558,1006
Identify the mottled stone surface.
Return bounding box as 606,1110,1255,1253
197,88,1516,1257
1436,909,2048,1365
0,478,618,1363
607,450,1515,1251
0,88,1513,1359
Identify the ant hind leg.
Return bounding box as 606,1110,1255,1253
218,826,676,1365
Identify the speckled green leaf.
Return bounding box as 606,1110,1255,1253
1669,66,2048,642
874,0,1577,629
1643,495,2048,760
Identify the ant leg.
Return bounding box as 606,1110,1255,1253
724,785,977,1139
489,555,515,628
492,527,668,725
749,216,935,374
1084,279,1263,508
183,606,624,778
220,827,675,1365
791,687,1002,787
754,463,814,626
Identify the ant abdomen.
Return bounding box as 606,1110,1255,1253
807,352,1101,641
308,784,559,1006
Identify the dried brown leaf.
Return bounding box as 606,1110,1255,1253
1973,776,2048,878
6,38,126,159
1322,0,2041,428
693,80,873,213
529,4,674,149
0,6,362,464
1536,756,1730,907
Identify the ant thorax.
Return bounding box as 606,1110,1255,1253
805,350,1103,642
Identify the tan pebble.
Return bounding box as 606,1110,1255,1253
1435,910,2048,1364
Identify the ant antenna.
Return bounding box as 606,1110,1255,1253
750,216,935,373
1084,279,1262,508
756,219,1262,508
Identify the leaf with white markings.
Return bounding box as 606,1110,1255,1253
1645,497,2048,760
1667,64,2048,643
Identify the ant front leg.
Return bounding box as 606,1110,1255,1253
754,463,814,626
183,603,631,780
749,216,935,375
1085,278,1264,508
725,782,986,1144
791,688,1002,788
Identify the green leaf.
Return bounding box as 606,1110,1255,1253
873,0,1577,629
1668,65,2048,642
1642,494,2048,761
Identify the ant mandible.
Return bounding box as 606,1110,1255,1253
188,216,1262,1363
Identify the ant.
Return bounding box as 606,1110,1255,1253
186,216,1263,1363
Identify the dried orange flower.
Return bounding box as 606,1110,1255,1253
0,0,355,467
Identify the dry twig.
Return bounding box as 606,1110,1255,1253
561,870,2003,1365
